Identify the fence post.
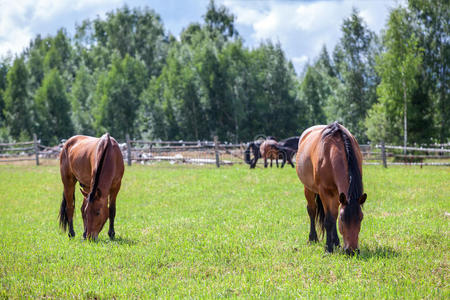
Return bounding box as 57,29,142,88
214,136,220,168
33,134,39,166
381,140,387,168
126,133,132,166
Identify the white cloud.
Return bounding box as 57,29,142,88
224,0,397,73
0,0,121,58
0,0,398,74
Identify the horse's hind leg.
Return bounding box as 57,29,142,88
288,153,295,168
108,181,122,240
304,188,318,242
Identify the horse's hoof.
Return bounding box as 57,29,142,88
83,231,87,239
309,235,318,243
68,231,75,238
108,231,115,240
325,246,334,253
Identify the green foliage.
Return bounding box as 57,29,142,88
96,54,147,139
204,0,237,41
0,164,448,297
299,64,328,126
70,64,95,135
326,9,378,143
0,1,448,145
0,57,10,126
3,57,33,140
375,7,423,146
408,0,450,143
76,5,168,76
34,69,73,144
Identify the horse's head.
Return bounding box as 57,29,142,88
338,192,367,255
83,189,109,240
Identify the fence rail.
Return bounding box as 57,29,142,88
1,135,449,167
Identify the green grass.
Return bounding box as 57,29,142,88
0,163,448,298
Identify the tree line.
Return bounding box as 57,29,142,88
0,0,448,145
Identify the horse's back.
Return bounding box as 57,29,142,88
280,136,300,150
260,139,278,157
60,134,124,188
296,124,362,193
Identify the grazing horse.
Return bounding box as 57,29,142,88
244,137,277,168
276,136,299,168
296,122,367,254
59,133,124,240
244,141,262,168
260,139,280,168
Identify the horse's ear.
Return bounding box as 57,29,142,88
339,193,348,205
359,193,367,205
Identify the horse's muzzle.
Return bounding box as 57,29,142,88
86,233,99,241
344,247,360,256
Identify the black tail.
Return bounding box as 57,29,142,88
59,193,69,231
315,194,325,238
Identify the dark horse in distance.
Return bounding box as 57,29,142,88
276,136,299,168
260,139,280,168
244,136,299,168
296,122,366,254
244,136,276,168
59,133,124,240
244,141,262,168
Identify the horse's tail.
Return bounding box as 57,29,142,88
315,194,325,238
59,193,68,231
88,133,110,203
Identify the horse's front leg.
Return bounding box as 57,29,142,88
320,191,340,252
81,197,87,239
324,213,338,252
108,182,122,240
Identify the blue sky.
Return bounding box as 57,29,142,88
0,0,403,73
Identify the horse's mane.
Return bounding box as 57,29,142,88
88,133,110,203
322,122,363,223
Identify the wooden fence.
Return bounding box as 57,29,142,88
371,143,450,167
0,134,63,165
1,135,449,167
123,135,244,167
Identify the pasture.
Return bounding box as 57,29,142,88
0,163,448,298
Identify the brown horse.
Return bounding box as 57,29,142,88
260,139,280,168
296,122,367,254
59,133,124,240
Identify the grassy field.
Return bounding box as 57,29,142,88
0,163,448,298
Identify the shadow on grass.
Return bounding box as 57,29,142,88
97,236,138,246
356,245,399,260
